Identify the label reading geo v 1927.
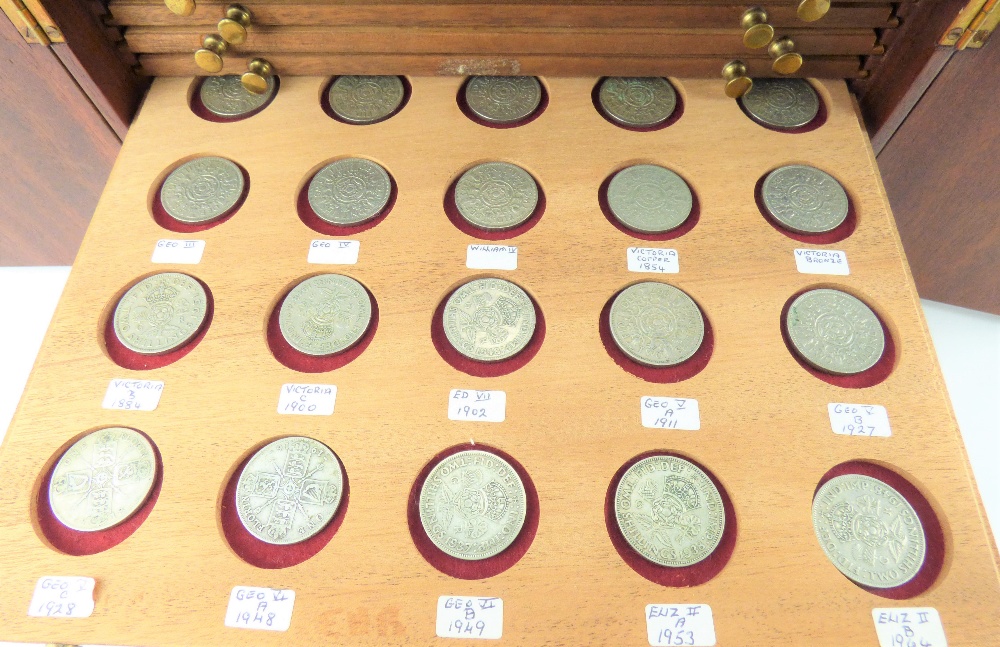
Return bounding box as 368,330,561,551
448,389,506,423
27,576,95,618
872,608,947,647
467,245,517,270
308,239,360,265
151,239,205,264
102,379,164,411
277,383,337,415
628,247,679,274
224,586,295,632
828,403,891,437
436,596,503,640
794,249,849,275
645,604,716,646
641,397,700,430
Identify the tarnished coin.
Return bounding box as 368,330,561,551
598,77,677,127
465,76,542,124
762,165,849,234
113,272,208,355
615,455,725,567
279,274,372,356
236,436,344,545
419,449,527,560
199,74,275,118
742,78,819,129
455,162,538,231
328,75,405,124
49,427,156,532
307,158,392,225
609,282,705,367
607,165,693,234
443,278,536,362
161,156,244,224
786,289,884,375
812,474,926,588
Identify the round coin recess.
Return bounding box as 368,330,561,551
278,274,373,357
762,165,849,234
464,76,542,124
598,77,678,128
607,164,693,234
160,156,245,224
609,282,705,367
328,75,405,124
307,158,392,226
741,78,820,130
786,288,885,375
199,74,275,118
454,162,539,231
443,277,536,362
113,272,208,355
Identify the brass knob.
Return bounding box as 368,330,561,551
797,0,830,22
241,57,273,94
218,4,251,45
741,8,775,49
165,0,195,16
722,60,752,99
769,36,803,74
194,34,227,73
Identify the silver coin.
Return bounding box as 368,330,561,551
113,272,208,355
812,474,926,588
598,77,677,127
328,75,405,124
465,76,542,124
614,455,726,567
455,162,538,231
236,436,344,545
161,156,244,224
419,449,527,561
443,278,536,362
742,78,819,129
609,282,705,367
607,165,693,234
307,158,392,225
786,289,885,375
279,274,372,357
199,74,274,118
762,165,849,234
49,427,156,532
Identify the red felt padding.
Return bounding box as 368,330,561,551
443,172,546,241
151,162,250,233
220,441,350,569
319,76,412,125
604,450,737,587
296,166,397,236
407,443,539,580
814,461,945,599
598,169,700,242
188,76,281,123
37,428,163,556
456,78,549,129
779,287,896,388
737,82,828,134
591,77,685,132
754,170,856,244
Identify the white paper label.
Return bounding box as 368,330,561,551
794,249,849,275
436,596,503,640
102,379,164,411
628,247,679,274
307,239,360,265
646,604,716,646
277,383,337,416
829,403,892,437
872,608,947,647
151,239,205,264
27,576,95,619
224,587,295,632
641,397,700,430
448,390,506,423
466,245,517,270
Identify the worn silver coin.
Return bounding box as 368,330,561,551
812,474,926,588
113,272,208,355
609,282,705,367
199,74,274,118
161,156,244,224
598,77,677,127
455,162,538,231
279,274,372,356
308,158,392,225
236,436,344,545
328,75,405,124
443,278,536,362
608,165,693,234
786,289,885,375
465,76,542,124
742,78,819,129
49,427,156,532
615,455,725,567
762,165,849,234
419,449,527,561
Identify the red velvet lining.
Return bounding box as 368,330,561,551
591,77,685,132
737,82,828,134
295,166,397,236
754,169,856,244
407,443,539,579
814,461,944,599
604,450,737,587
456,77,549,129
37,428,163,556
188,76,281,123
151,162,250,233
319,76,411,125
443,172,546,240
598,168,700,241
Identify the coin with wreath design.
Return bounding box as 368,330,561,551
454,162,539,231
442,277,536,362
160,156,244,224
199,74,274,118
609,282,705,367
786,288,884,375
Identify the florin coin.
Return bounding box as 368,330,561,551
465,76,542,124
328,75,405,124
236,436,344,545
454,162,538,231
609,282,705,367
113,272,208,355
812,474,926,588
741,78,819,129
419,449,527,560
443,277,536,362
307,158,392,225
607,164,693,234
160,156,244,224
598,77,677,127
199,74,274,118
614,455,725,567
49,427,156,532
278,274,372,356
786,289,885,375
762,165,849,234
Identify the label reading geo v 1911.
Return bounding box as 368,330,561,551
641,397,700,430
102,379,164,411
277,383,337,415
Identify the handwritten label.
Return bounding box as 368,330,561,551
151,239,205,264
467,245,517,270
27,576,95,619
794,249,850,275
640,397,700,430
646,604,716,647
872,608,947,647
448,390,506,423
436,596,503,640
628,247,679,274
277,383,337,416
829,403,891,437
224,587,295,632
102,379,163,411
307,239,360,265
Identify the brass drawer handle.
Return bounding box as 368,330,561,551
741,7,775,49
195,34,227,73
218,4,252,45
769,36,803,74
722,60,752,98
165,0,195,17
797,0,830,22
242,57,273,94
